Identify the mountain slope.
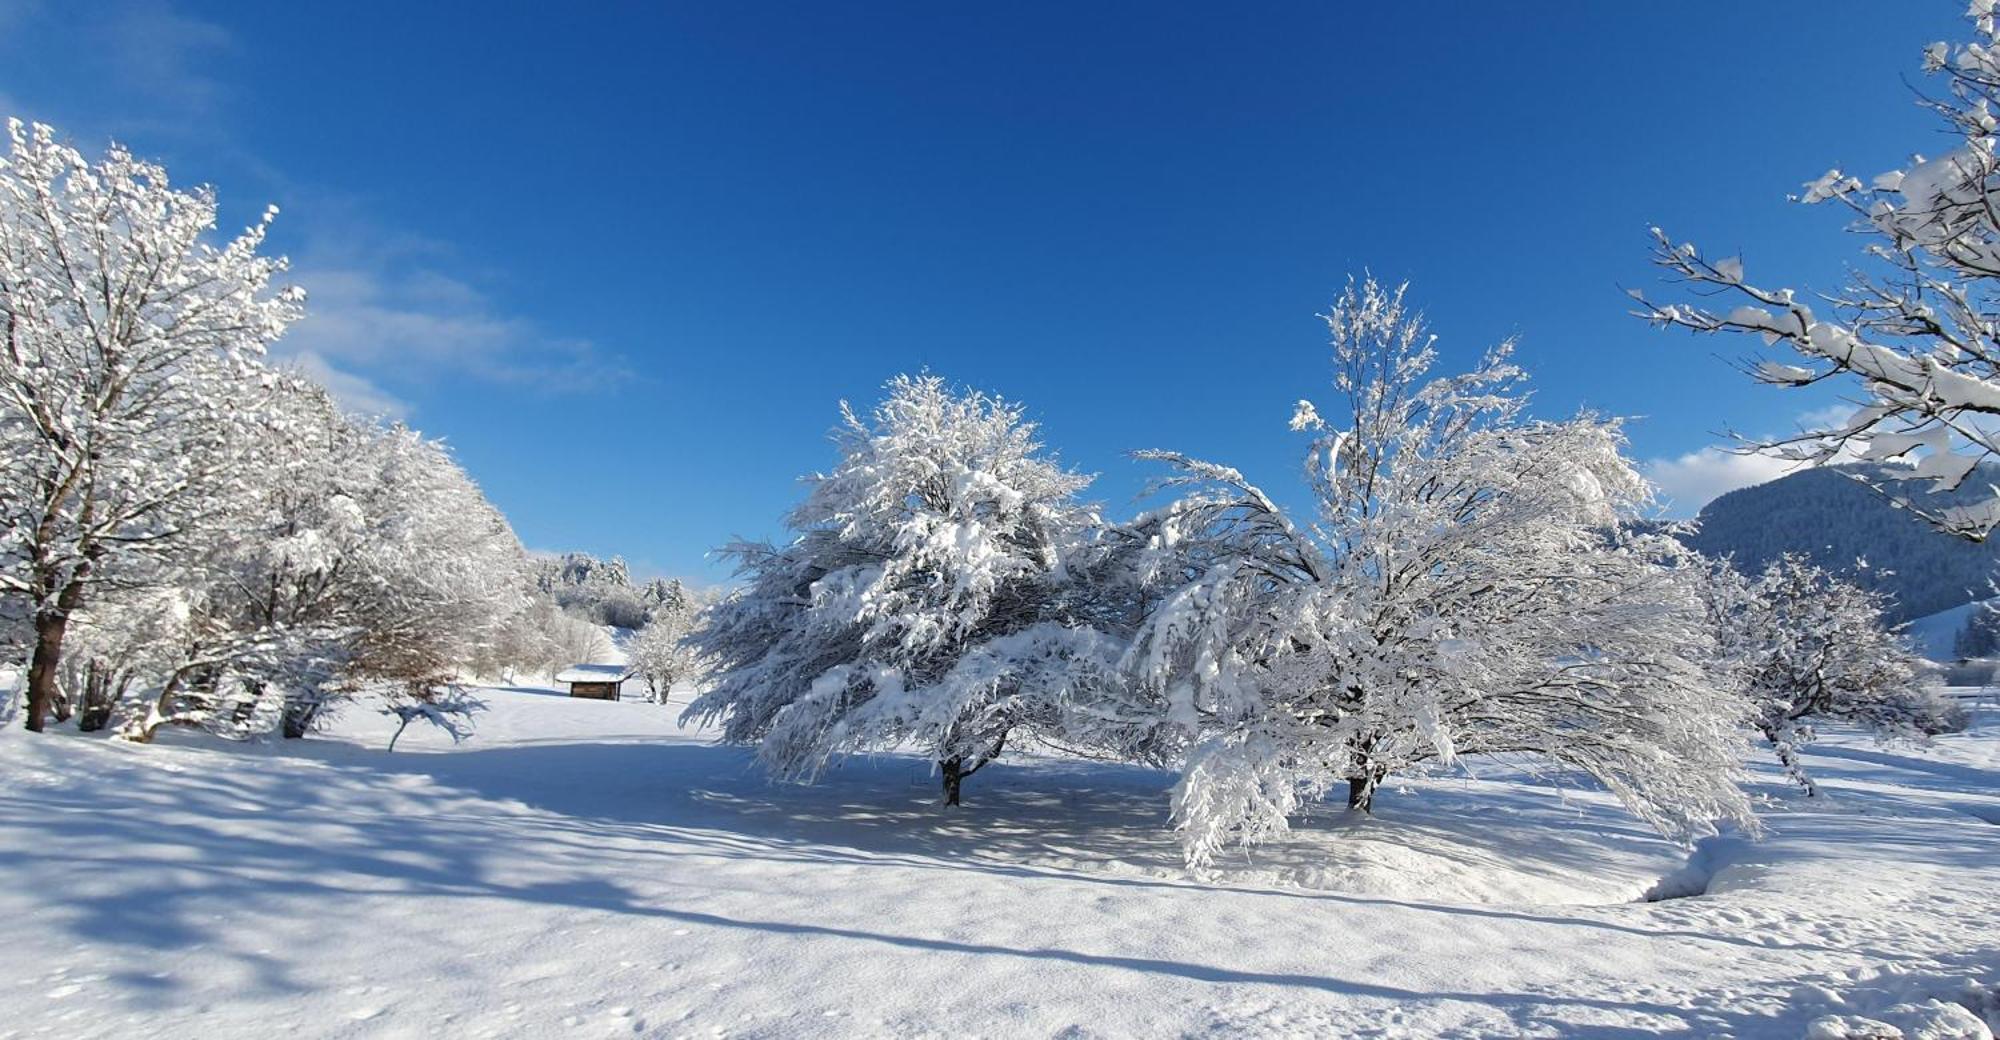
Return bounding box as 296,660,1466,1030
1677,463,2000,623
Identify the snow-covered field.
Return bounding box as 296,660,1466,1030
0,684,1995,1039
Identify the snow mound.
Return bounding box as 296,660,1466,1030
1277,833,1628,905
1807,1000,1994,1040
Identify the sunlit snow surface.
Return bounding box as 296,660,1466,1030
0,683,1994,1038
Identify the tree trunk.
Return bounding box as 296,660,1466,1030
281,699,320,740
22,611,70,733
125,673,187,745
227,680,261,728
936,729,1008,808
1347,773,1381,814
76,661,117,732
77,701,113,731
940,757,965,807
1761,723,1820,797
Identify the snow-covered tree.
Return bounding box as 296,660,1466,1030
119,378,534,741
116,377,371,740
335,421,533,693
1707,553,1963,795
543,609,616,670
473,597,608,682
52,583,185,731
1123,278,1756,867
1638,5,2000,540
0,119,304,731
687,374,1121,805
1954,599,2000,659
531,552,664,629
628,579,708,702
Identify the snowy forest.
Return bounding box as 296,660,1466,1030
3,4,2000,1039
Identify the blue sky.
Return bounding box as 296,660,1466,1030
0,2,1969,581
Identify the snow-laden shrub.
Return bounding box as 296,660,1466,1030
1707,553,1966,794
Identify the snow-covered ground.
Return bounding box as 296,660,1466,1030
0,684,1995,1038
1905,600,1989,662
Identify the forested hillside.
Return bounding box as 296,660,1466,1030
1678,464,2000,623
531,552,690,630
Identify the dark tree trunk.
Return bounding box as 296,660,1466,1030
76,700,113,732
940,757,965,807
22,611,70,733
75,661,117,732
281,699,321,740
1347,773,1381,814
936,730,1008,808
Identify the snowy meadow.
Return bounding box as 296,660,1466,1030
0,683,1995,1038
8,4,2000,1038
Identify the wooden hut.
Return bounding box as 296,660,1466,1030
556,663,633,701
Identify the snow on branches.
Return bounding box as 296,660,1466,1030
5,111,1956,875
0,119,305,731
115,378,535,742
1123,278,1756,867
0,119,544,740
1705,554,1963,795
1638,4,2000,539
686,374,1121,805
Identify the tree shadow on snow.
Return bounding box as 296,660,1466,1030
258,739,1857,953
9,733,1973,1032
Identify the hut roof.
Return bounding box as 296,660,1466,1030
555,663,634,684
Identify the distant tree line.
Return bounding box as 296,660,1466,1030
530,552,693,631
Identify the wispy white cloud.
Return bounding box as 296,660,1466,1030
1641,447,1802,516
99,0,233,123
283,350,410,420
0,1,632,420
1640,403,1878,515
1791,402,1865,433
273,220,635,414
0,1,239,144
